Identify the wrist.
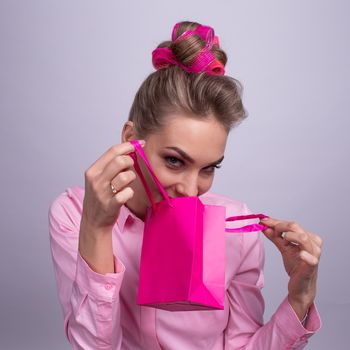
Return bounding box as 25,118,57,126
78,221,115,274
288,294,313,321
80,217,113,240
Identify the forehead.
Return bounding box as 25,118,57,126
149,113,228,161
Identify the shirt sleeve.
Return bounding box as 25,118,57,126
48,190,126,350
224,203,322,349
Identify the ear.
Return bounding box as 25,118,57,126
121,121,137,143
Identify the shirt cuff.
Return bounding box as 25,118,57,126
272,296,322,344
74,252,126,302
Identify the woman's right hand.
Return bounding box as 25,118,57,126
81,140,144,232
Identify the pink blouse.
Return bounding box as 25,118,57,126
48,186,321,349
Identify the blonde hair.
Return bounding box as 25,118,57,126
128,21,247,138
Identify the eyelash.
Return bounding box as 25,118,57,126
164,156,222,173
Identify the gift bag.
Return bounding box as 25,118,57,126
129,140,267,311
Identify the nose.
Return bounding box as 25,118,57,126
175,175,199,197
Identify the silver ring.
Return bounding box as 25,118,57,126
110,182,117,194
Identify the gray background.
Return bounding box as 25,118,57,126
1,0,349,349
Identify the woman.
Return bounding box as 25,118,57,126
48,21,322,349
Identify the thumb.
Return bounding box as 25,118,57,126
259,217,288,250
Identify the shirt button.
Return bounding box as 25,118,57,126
301,335,307,341
104,283,114,290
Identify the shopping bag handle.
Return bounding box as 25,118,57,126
225,213,269,233
129,139,174,210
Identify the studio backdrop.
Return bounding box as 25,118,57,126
0,1,349,349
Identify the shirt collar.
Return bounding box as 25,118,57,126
116,204,143,232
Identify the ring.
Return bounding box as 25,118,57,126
110,182,117,194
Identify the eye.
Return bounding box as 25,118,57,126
202,164,222,174
164,155,222,174
165,156,184,169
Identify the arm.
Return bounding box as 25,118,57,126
48,189,125,349
224,205,322,349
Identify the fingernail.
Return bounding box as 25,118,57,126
261,217,269,221
138,140,146,146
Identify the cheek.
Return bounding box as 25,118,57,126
143,159,177,193
155,168,177,187
198,176,214,194
150,169,178,202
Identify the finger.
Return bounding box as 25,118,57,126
280,227,323,251
259,216,283,228
112,186,134,206
259,217,294,245
260,217,308,252
110,170,137,193
306,234,322,259
259,217,284,244
87,141,144,176
260,217,288,241
261,218,323,263
260,217,306,237
101,155,135,184
300,250,319,266
308,231,323,248
261,227,288,251
282,231,316,256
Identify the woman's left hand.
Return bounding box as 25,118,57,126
259,217,323,319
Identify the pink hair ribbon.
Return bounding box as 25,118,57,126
152,22,225,75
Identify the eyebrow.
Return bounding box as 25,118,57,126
164,146,224,166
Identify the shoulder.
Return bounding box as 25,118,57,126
49,185,85,214
48,185,85,233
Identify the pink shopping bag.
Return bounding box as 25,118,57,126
129,140,267,311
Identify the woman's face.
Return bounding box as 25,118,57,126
134,113,228,203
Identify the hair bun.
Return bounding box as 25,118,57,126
152,21,226,75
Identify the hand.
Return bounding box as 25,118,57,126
81,140,144,233
259,217,323,317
